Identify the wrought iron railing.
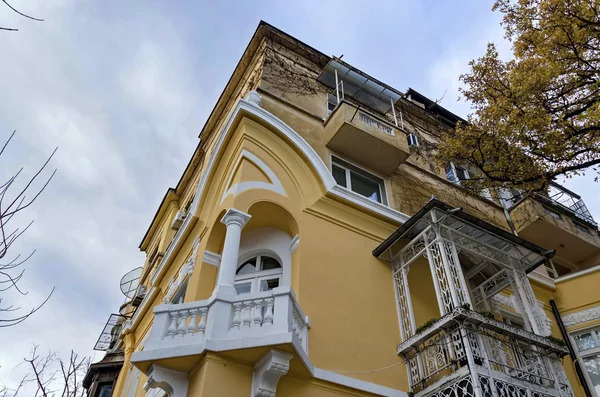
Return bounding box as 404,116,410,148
398,308,570,396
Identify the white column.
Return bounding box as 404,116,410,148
215,208,251,295
512,269,542,335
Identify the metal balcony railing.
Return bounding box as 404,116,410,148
398,308,571,397
542,183,597,227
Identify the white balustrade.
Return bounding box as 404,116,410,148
142,286,309,356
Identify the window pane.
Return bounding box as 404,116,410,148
260,278,280,292
350,172,381,203
456,167,469,181
332,164,347,187
261,256,281,271
99,385,112,397
583,354,600,396
236,257,257,275
575,333,596,351
235,282,252,295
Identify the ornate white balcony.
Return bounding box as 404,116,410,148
374,199,573,397
132,286,309,366
397,306,570,397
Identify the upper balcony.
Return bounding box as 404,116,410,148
318,59,411,175
509,183,600,267
324,100,410,175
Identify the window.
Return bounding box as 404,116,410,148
96,383,113,397
326,94,338,116
234,255,282,295
331,157,387,205
574,222,590,234
171,279,188,304
572,327,600,396
455,166,472,181
543,206,562,220
407,133,419,147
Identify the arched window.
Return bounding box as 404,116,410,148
234,254,282,295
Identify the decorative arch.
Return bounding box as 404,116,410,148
220,149,287,204
143,365,188,397
188,92,335,225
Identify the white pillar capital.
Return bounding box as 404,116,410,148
221,208,252,229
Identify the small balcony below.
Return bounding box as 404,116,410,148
131,286,309,373
324,100,410,175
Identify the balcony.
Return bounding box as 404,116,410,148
324,100,410,175
131,286,309,373
510,183,600,266
373,199,574,397
398,307,570,397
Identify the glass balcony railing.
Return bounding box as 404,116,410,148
541,183,597,227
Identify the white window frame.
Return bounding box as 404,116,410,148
326,93,338,117
571,325,600,397
234,254,283,295
407,133,420,147
330,155,388,205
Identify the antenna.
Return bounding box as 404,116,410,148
120,267,142,299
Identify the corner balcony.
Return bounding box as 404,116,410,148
324,100,410,175
510,183,600,266
374,198,574,397
131,286,309,373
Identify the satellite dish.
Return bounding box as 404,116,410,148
120,267,142,299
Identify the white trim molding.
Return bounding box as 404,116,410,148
289,235,299,253
121,286,159,336
556,264,600,283
220,149,287,204
252,349,293,397
143,365,188,397
203,251,221,267
162,236,200,303
527,271,556,290
563,306,600,328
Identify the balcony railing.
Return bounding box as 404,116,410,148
135,286,309,362
541,183,597,227
398,307,570,397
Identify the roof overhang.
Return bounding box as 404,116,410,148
373,198,554,274
318,59,403,114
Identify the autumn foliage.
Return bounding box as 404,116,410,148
436,0,600,192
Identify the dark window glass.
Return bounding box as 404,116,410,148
236,257,257,275
350,172,381,203
97,384,112,397
261,256,281,271
456,167,469,181
260,278,280,291
332,164,347,187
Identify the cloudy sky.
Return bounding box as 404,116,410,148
0,0,598,391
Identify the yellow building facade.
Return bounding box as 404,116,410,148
88,22,600,397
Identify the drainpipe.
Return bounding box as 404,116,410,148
550,299,593,397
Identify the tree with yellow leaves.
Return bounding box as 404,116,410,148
436,0,600,193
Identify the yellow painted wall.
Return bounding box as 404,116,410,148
407,257,442,328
